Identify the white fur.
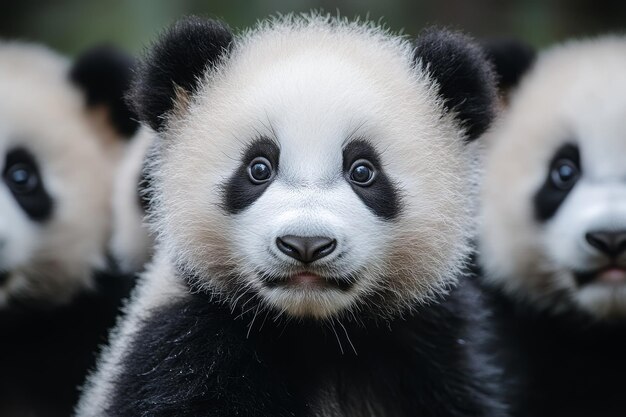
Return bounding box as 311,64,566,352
109,127,155,274
480,35,626,319
0,42,118,306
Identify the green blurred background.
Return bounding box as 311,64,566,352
2,0,625,56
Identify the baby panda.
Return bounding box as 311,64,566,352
479,35,626,417
76,15,505,417
109,127,155,274
0,42,138,416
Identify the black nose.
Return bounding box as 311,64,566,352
585,231,626,257
276,235,336,263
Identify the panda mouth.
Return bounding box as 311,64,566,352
574,266,626,287
262,272,354,291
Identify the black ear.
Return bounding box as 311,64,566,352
70,45,139,138
131,16,234,131
482,38,536,92
415,28,497,141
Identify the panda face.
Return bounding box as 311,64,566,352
480,36,626,319
0,43,115,307
149,20,482,320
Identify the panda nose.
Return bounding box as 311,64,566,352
585,231,626,257
276,235,337,263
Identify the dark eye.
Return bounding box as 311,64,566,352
550,159,579,190
349,159,376,186
5,163,39,194
248,157,273,184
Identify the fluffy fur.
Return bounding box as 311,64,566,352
77,14,502,417
0,41,135,416
479,35,626,417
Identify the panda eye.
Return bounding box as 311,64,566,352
550,159,580,190
247,157,273,184
349,159,376,186
5,162,39,194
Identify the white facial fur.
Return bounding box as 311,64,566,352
0,42,116,307
110,127,155,274
480,36,626,319
148,16,477,320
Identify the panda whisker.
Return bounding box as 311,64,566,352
257,309,271,333
338,319,357,355
246,304,262,338
328,319,344,355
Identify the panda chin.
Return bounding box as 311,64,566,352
574,266,626,287
261,272,354,291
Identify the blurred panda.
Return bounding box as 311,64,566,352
109,127,155,274
0,41,138,417
76,15,506,417
479,35,626,417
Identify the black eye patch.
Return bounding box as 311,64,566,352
533,143,581,222
343,140,401,220
222,138,280,214
2,147,54,222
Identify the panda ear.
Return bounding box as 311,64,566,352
131,16,234,132
70,45,139,138
482,38,536,93
415,28,497,141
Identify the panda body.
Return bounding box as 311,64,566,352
85,260,502,417
0,41,137,416
77,15,503,417
479,35,626,417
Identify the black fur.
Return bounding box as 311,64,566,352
481,283,626,417
343,139,402,220
137,163,152,213
534,143,580,221
0,270,133,417
107,277,505,417
222,138,280,214
3,147,53,222
130,16,234,131
415,28,497,141
70,45,139,137
482,39,535,92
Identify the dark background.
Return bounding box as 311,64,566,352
2,0,626,57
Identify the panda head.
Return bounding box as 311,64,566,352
0,42,138,308
480,36,626,320
135,15,496,320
